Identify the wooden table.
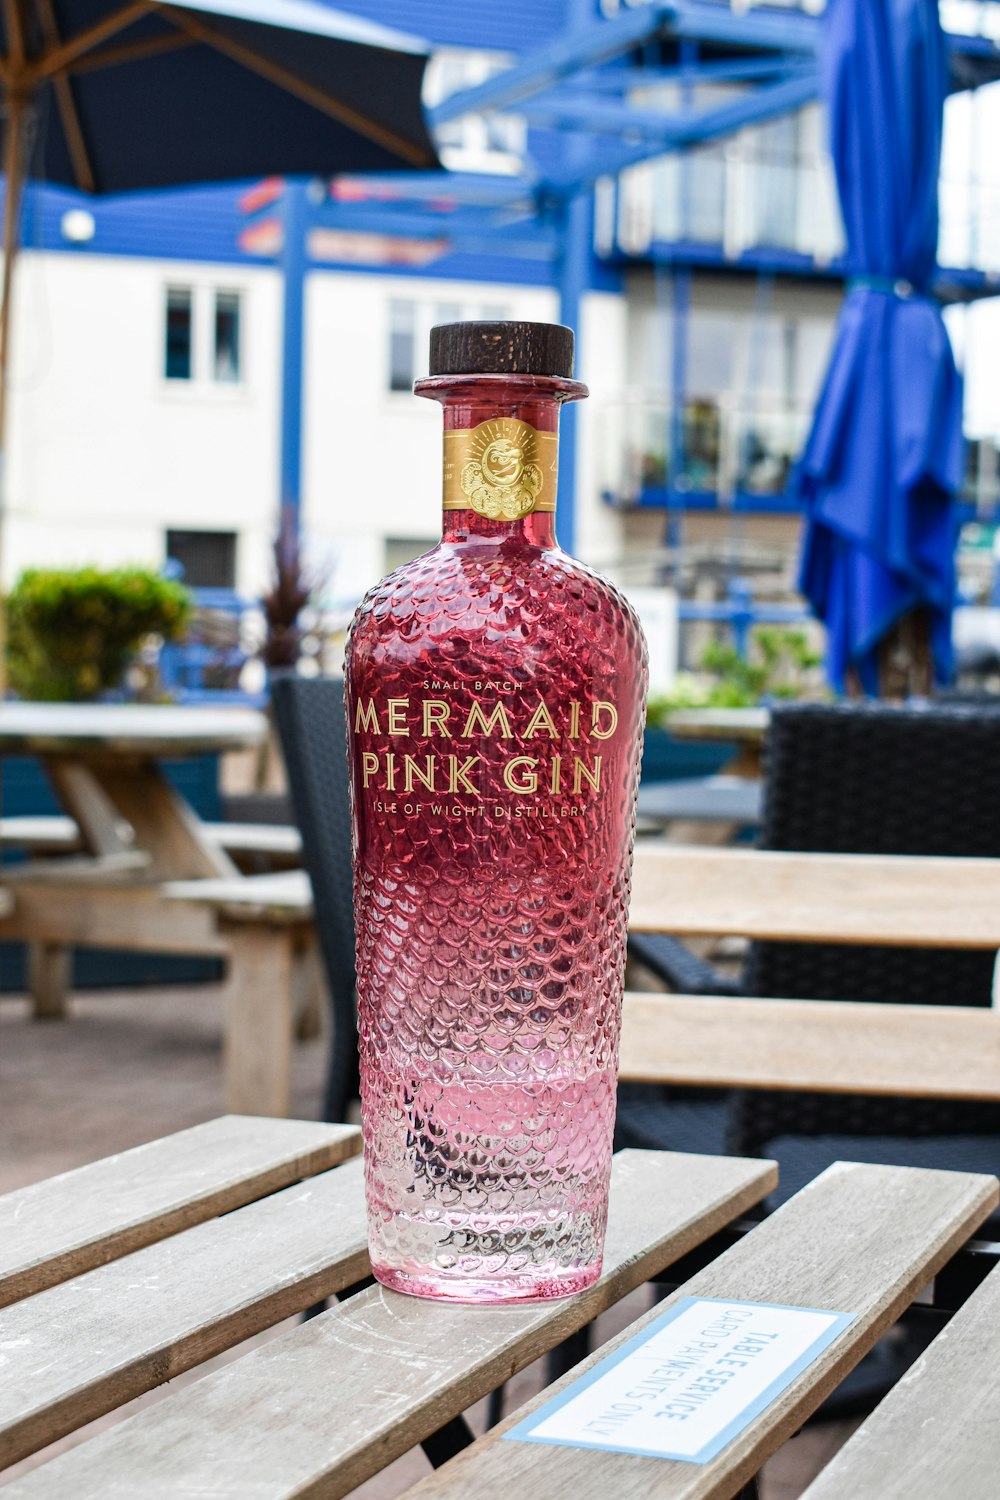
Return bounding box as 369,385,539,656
629,844,1000,948
1,1117,997,1500
666,707,770,777
0,705,318,1116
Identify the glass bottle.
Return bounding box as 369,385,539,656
346,321,647,1302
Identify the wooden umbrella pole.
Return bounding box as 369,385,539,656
0,90,28,699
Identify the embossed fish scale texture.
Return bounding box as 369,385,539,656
348,537,647,1301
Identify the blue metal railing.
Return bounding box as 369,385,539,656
159,588,268,707
678,578,810,657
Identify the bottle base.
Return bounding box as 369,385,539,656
371,1259,602,1305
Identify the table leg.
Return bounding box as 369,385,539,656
292,936,325,1043
221,924,296,1118
28,942,71,1020
83,757,238,881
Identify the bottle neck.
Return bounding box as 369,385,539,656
414,374,587,548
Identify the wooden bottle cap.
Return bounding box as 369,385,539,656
428,321,575,379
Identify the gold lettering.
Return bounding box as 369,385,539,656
447,754,480,794
361,752,379,787
462,700,513,739
355,698,379,734
504,756,539,794
387,699,409,735
525,699,558,738
403,755,436,793
569,701,581,739
550,755,562,793
572,756,602,794
591,702,618,740
385,753,397,791
422,699,451,735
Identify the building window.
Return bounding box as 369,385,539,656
214,291,242,383
164,286,245,386
166,530,237,590
423,50,526,174
165,288,193,380
389,300,417,392
387,298,510,393
385,536,436,573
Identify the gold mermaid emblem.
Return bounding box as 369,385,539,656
460,429,543,520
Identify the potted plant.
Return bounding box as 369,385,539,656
5,566,191,702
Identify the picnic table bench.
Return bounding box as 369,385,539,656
0,705,320,1116
628,843,1000,948
0,814,303,866
0,1117,997,1499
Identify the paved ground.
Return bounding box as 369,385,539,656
0,985,854,1496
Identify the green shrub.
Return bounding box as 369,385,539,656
647,626,824,729
6,567,192,702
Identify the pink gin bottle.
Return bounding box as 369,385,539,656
346,321,647,1302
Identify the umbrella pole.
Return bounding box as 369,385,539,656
0,91,28,699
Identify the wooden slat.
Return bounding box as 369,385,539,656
0,817,301,859
0,1116,359,1308
2,1150,776,1497
665,708,770,744
620,993,1000,1100
800,1262,1000,1500
397,1162,999,1500
0,1158,370,1470
629,844,1000,948
0,702,266,755
0,883,230,953
163,869,313,920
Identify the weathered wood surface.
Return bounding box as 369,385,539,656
165,869,314,920
0,882,230,952
664,708,770,745
619,993,1000,1100
0,1116,359,1308
800,1262,1000,1500
3,1150,776,1497
86,759,239,881
0,814,81,850
0,703,266,755
0,817,301,860
629,844,1000,948
400,1162,998,1500
0,1157,371,1471
221,924,299,1116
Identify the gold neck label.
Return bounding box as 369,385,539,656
443,417,558,519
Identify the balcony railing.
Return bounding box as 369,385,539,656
597,391,813,510
599,392,1000,517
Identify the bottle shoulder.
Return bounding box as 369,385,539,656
348,543,647,671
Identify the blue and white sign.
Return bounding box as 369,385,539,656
505,1297,854,1465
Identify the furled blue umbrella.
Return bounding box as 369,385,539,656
797,0,963,693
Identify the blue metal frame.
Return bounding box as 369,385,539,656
279,181,309,519
241,0,1000,548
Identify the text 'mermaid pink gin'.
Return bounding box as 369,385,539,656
346,321,647,1302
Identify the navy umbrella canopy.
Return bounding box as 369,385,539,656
0,0,437,690
796,0,963,694
8,0,437,193
0,0,437,421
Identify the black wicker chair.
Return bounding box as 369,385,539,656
620,700,1000,1223
271,674,358,1125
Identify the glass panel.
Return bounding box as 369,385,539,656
214,291,242,383
389,299,416,392
165,287,192,380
